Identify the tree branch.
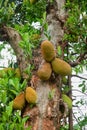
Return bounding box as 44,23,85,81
72,89,87,96
72,75,87,80
2,26,29,79
69,52,87,67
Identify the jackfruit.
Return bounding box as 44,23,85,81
13,92,25,110
62,94,72,109
37,62,52,80
41,40,56,62
25,87,37,104
51,58,72,76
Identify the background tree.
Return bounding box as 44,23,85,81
0,0,87,130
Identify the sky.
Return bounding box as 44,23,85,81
0,42,16,68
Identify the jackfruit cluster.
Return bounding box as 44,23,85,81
37,40,72,81
13,87,37,110
37,62,52,81
62,94,72,109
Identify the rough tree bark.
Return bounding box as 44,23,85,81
0,0,69,130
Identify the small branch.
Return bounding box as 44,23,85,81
72,75,87,80
73,113,81,127
69,52,87,67
72,89,87,96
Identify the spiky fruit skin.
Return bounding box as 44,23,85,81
13,92,25,110
41,40,56,62
62,94,72,109
37,62,52,81
25,87,37,104
51,58,72,76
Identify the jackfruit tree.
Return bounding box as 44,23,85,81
0,0,87,130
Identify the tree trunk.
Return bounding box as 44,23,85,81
68,76,73,130
1,0,68,130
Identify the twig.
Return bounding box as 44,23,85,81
73,113,81,127
72,75,87,80
72,89,87,96
69,52,87,67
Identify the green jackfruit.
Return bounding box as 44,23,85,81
13,92,25,110
62,94,72,109
41,40,56,62
51,58,72,76
25,87,37,104
37,62,52,80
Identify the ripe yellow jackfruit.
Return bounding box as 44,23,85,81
41,40,56,62
25,87,37,104
62,94,72,109
37,62,52,80
51,58,72,76
13,92,25,110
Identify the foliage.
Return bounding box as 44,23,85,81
0,102,31,130
0,67,29,129
63,0,87,69
0,0,87,129
74,116,87,130
62,0,87,129
0,0,16,26
15,23,41,58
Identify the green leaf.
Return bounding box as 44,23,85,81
0,124,4,130
57,46,62,56
8,79,15,87
62,94,72,109
48,89,55,100
6,101,13,116
22,116,29,125
9,123,15,130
